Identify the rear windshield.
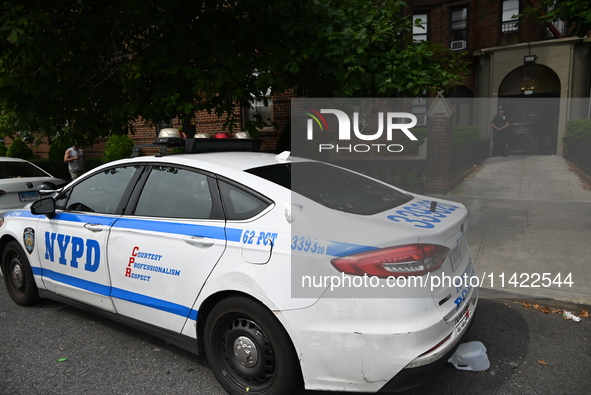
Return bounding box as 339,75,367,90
246,162,412,215
0,161,50,179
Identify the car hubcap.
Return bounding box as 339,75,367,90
234,336,258,368
10,260,24,289
220,318,276,389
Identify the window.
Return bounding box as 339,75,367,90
413,13,428,42
56,166,139,214
244,97,273,131
218,180,271,220
451,7,468,48
247,162,412,216
0,161,50,179
545,20,566,38
412,97,427,126
501,0,519,44
134,166,220,219
544,1,566,38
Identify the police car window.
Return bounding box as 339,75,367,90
247,162,412,215
58,166,138,214
134,166,214,219
54,188,70,210
218,180,270,220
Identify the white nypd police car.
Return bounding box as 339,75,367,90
0,139,477,394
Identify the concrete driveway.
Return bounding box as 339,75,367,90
440,155,591,304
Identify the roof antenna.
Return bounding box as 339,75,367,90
430,201,438,212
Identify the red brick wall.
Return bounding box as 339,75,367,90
406,0,553,94
408,0,549,49
3,92,295,159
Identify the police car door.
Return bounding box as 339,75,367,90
35,165,141,312
107,165,226,332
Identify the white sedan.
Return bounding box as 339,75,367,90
0,157,67,216
0,143,477,394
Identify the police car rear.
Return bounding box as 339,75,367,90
247,159,478,392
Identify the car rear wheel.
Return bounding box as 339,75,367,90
204,296,302,395
2,240,40,306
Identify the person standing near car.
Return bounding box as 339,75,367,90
64,141,85,180
491,107,510,157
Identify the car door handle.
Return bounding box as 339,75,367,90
84,223,104,232
184,236,215,246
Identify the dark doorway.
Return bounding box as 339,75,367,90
498,64,560,155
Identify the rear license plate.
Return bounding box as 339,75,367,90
19,191,39,202
454,303,472,335
450,245,463,272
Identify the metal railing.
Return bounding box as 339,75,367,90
30,139,494,195
333,139,490,194
564,138,591,176
451,139,490,182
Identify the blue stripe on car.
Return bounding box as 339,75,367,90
31,266,199,320
54,212,118,225
113,217,229,240
50,214,244,242
326,241,378,257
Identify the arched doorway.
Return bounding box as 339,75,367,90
498,64,560,154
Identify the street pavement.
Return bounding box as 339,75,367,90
438,155,591,305
2,279,589,395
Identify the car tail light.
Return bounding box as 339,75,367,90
419,332,452,357
330,244,450,278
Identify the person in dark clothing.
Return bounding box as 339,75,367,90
491,107,510,157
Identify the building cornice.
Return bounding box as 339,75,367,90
474,36,586,56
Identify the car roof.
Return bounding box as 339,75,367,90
84,151,297,196
118,151,300,174
0,157,30,163
174,151,294,171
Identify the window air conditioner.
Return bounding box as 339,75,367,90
451,40,466,51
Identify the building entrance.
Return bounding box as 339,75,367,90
498,65,560,155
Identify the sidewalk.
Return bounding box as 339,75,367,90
440,155,591,305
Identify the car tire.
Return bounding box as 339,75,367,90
204,296,302,395
2,240,40,306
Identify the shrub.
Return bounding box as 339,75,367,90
102,134,135,163
48,136,73,161
404,128,428,155
6,139,34,159
0,143,7,156
564,119,591,143
452,126,480,149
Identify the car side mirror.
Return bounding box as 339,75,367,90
31,197,56,218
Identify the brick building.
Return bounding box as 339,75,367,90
5,1,589,159
406,0,591,155
1,91,293,159
123,90,293,157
